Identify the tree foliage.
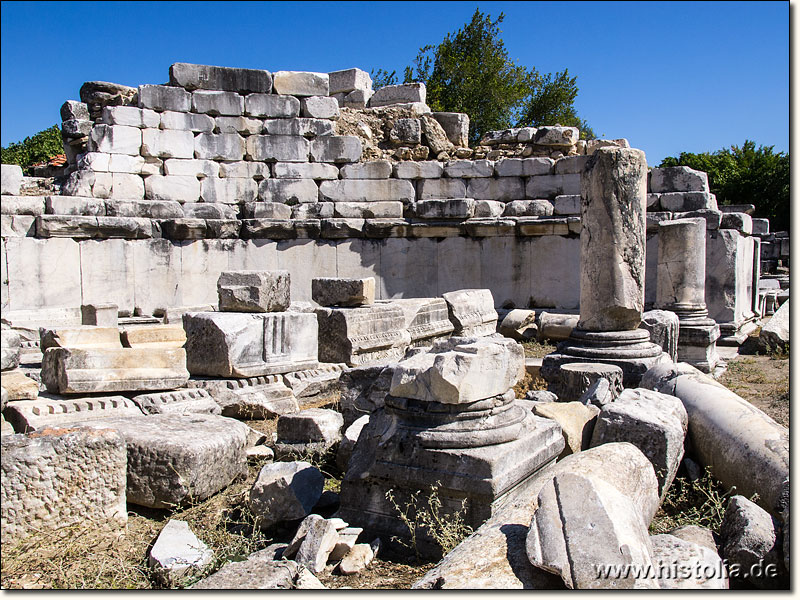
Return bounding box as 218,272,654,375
1,125,63,175
660,141,789,231
398,9,593,144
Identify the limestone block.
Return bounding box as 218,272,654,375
101,105,160,128
169,62,271,93
243,202,290,219
40,325,121,350
191,553,300,589
210,116,261,136
144,175,201,203
3,237,82,311
42,347,189,394
273,162,338,180
336,415,370,471
192,132,244,161
388,118,421,145
81,303,118,327
201,177,257,204
340,160,391,180
106,154,150,175
533,401,599,458
329,68,372,95
183,311,318,377
431,112,469,147
444,160,493,178
248,461,324,529
159,110,215,132
502,200,554,217
0,427,127,545
3,395,143,432
0,194,45,215
758,299,788,352
258,178,318,204
312,277,375,307
148,519,214,586
300,96,339,120
525,173,581,199
138,84,191,112
339,88,372,109
309,136,362,163
553,194,581,215
467,177,525,201
417,178,466,200
649,166,710,193
245,93,300,118
0,369,39,400
295,517,339,574
107,173,144,199
61,100,90,121
494,157,553,177
526,472,658,589
640,309,680,361
33,215,150,239
263,118,333,137
415,198,475,219
132,389,220,415
660,191,717,212
473,200,505,218
442,288,498,337
246,135,310,162
394,162,442,181
533,126,579,147
650,534,728,589
332,201,402,219
1,329,22,371
752,218,770,234
590,388,688,498
164,158,220,178
0,214,34,237
61,118,92,138
273,71,329,96
277,408,343,445
319,179,415,203
316,304,411,366
120,325,186,348
675,209,722,230
420,114,453,154
339,544,375,575
720,212,753,234
139,128,193,159
89,124,142,155
218,161,270,180
556,362,624,403
211,375,299,419
81,413,248,508
217,270,290,312
368,83,426,107
553,155,591,175
389,335,523,404
330,526,363,561
192,90,244,116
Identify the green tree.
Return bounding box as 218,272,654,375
401,9,593,144
660,141,789,231
1,125,64,175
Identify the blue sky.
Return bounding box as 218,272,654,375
0,1,789,164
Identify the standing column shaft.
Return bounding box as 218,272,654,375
578,148,648,332
656,218,708,313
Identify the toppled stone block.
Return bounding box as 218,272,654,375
295,517,339,574
312,277,375,307
532,401,599,459
649,166,710,193
3,395,143,433
213,375,299,419
131,389,220,415
639,309,680,362
169,62,272,94
1,426,127,545
1,328,21,370
148,519,214,586
330,526,363,561
277,408,343,445
442,288,498,337
217,270,291,313
248,461,324,529
338,364,393,426
273,71,329,96
80,81,137,118
41,347,189,394
316,305,411,366
339,544,375,575
431,112,469,148
1,369,39,401
758,299,788,353
368,83,426,107
183,312,318,377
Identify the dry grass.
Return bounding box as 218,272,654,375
520,340,557,358
719,354,789,427
649,468,737,535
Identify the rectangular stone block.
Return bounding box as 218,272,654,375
553,155,592,175
310,136,362,163
4,395,143,432
169,62,272,94
442,288,498,336
108,173,145,199
263,118,334,137
1,368,39,400
217,161,269,180
272,71,329,96
649,166,710,193
163,158,220,178
108,154,149,174
502,199,554,217
42,347,189,394
659,191,717,212
415,198,475,219
321,218,365,239
301,96,340,119
417,178,467,200
273,162,339,180
319,179,415,203
192,90,244,116
0,215,35,237
312,277,375,307
132,239,182,317
494,157,553,177
101,105,160,128
191,132,244,161
382,297,454,346
258,178,319,204
368,83,426,107
218,270,290,312
0,195,45,216
183,311,318,377
215,116,264,135
1,427,127,545
131,388,220,415
244,94,300,118
525,173,581,199
431,112,469,148
89,124,142,155
35,215,153,239
394,161,444,179
138,84,191,112
553,194,581,215
246,135,310,162
316,305,411,366
340,160,392,179
243,202,291,219
159,110,215,132
120,324,186,348
141,128,194,159
180,203,235,220
201,177,258,204
329,68,372,95
444,160,494,178
144,175,201,203
79,238,135,312
333,201,403,219
467,177,524,201
4,237,82,311
45,195,106,216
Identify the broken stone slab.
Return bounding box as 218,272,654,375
248,461,324,529
442,289,498,337
0,426,128,545
330,526,363,561
295,516,339,574
758,299,788,353
389,335,524,404
502,200,554,217
338,364,393,427
284,514,325,558
191,554,299,589
368,83,426,107
554,362,624,403
720,495,787,588
590,388,688,499
669,524,719,553
380,297,454,347
1,369,40,401
649,166,710,193
40,325,122,350
131,389,220,415
420,114,454,154
217,270,291,313
316,304,411,367
526,472,658,589
211,375,299,419
650,534,728,589
532,401,599,459
247,445,275,463
41,347,189,394
339,544,375,575
183,312,318,378
277,408,343,444
431,112,469,148
536,312,579,342
577,377,616,408
282,363,346,401
1,328,21,371
640,309,680,362
272,71,329,96
79,413,248,509
169,62,272,94
642,363,789,517
3,395,143,432
35,215,155,239
533,126,579,147
120,325,186,348
148,519,214,586
336,414,370,472
312,277,375,307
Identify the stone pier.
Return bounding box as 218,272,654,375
656,218,720,373
541,147,670,387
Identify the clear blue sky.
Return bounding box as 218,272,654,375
0,1,789,165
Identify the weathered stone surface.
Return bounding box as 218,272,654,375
577,377,616,408
191,374,299,419
81,303,117,328
282,363,345,401
273,71,329,96
431,112,469,148
1,427,127,544
526,472,658,589
669,524,718,553
263,118,334,137
533,126,579,147
162,158,218,179
2,395,143,432
556,362,624,403
277,408,343,445
0,194,45,216
336,414,370,472
131,389,220,415
193,132,245,161
101,105,160,128
159,110,215,132
319,179,415,203
473,200,505,218
169,62,272,94
444,160,493,179
258,178,318,204
145,174,201,202
183,311,318,377
1,369,39,401
138,84,191,112
248,461,324,529
217,270,290,313
120,325,186,348
61,100,90,121
192,90,244,116
245,93,300,118
758,299,788,352
419,114,453,154
340,160,391,180
333,201,403,218
316,305,411,366
442,288,498,337
295,516,339,573
338,365,393,427
285,513,324,558
329,68,372,95
533,401,599,458
640,309,680,362
80,413,248,509
368,83,426,107
330,526,363,561
191,554,301,589
89,124,142,155
148,519,214,586
467,177,524,201
1,328,21,370
390,335,523,404
63,118,98,138
312,277,375,307
246,135,310,162
244,201,292,219
273,161,338,180
502,200,554,217
590,388,688,498
301,95,339,119
41,347,188,394
720,495,786,588
394,161,443,179
495,157,553,177
309,136,362,163
382,297,455,348
650,534,728,589
649,166,710,193
417,178,466,200
339,544,375,575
